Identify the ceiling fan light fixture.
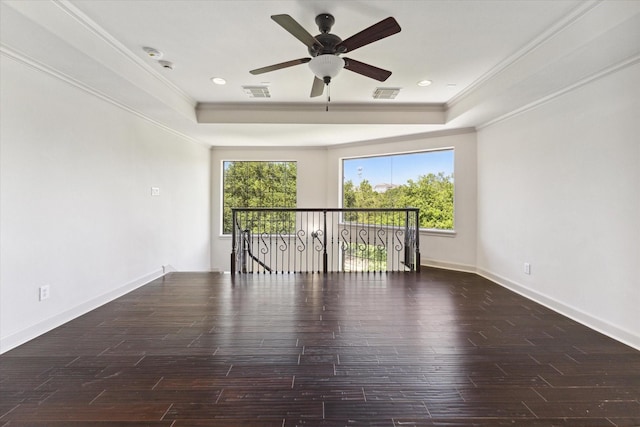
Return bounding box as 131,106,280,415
309,55,345,81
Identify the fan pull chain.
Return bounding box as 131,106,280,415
326,83,331,112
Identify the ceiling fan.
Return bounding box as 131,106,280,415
250,13,401,98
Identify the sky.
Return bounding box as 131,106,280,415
342,149,454,186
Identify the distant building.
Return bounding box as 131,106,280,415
374,183,399,193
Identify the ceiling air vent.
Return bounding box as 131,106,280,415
373,87,400,100
243,86,271,98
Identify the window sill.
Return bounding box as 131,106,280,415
420,229,456,237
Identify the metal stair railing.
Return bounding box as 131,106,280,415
231,208,420,275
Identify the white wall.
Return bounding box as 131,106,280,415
0,55,211,353
210,147,328,272
326,130,478,271
476,63,640,349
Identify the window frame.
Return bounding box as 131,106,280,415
221,160,298,236
339,148,455,233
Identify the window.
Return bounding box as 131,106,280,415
342,149,454,230
222,161,297,234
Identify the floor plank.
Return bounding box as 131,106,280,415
1,268,639,425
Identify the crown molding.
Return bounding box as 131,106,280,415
445,0,640,129
2,0,196,121
477,54,640,130
447,0,601,110
1,44,206,147
53,0,195,107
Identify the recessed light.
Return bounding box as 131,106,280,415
211,77,226,85
142,46,163,59
417,80,432,87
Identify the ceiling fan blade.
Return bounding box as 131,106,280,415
310,76,325,97
271,14,324,49
337,17,401,53
250,57,311,75
343,58,392,82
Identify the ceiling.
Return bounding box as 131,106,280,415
2,0,637,147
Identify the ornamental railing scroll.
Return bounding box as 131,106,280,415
231,208,420,275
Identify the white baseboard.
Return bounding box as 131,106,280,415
0,268,165,354
476,267,640,351
421,258,476,274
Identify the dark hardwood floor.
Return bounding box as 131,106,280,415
1,268,639,426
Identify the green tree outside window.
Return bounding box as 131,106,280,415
223,161,297,234
342,150,454,230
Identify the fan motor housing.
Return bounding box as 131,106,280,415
308,14,343,56
309,33,342,56
315,13,335,33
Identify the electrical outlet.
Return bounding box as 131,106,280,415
524,262,531,275
151,187,160,196
39,285,50,301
